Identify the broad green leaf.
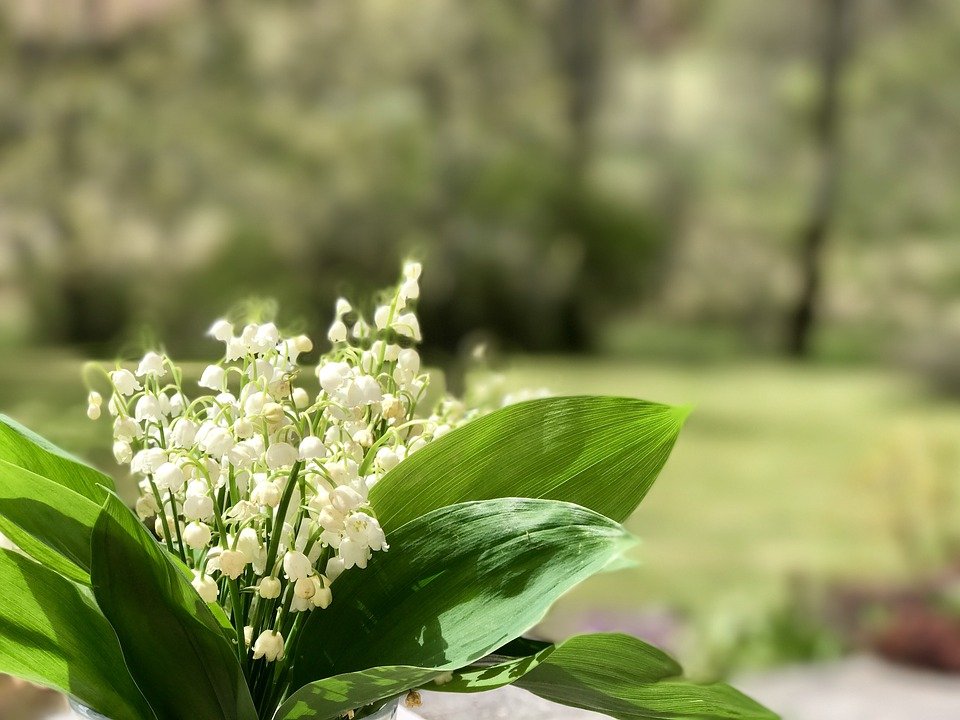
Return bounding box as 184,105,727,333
436,633,679,694
519,674,777,720
448,633,777,720
0,548,155,720
0,414,114,501
369,396,688,532
91,494,258,720
275,667,440,720
0,458,100,583
289,499,635,690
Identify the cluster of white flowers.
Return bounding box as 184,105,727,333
87,262,480,665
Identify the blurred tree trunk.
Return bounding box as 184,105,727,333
550,0,606,350
552,0,604,187
787,0,852,358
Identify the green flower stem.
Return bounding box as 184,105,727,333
262,461,303,583
227,577,246,666
263,611,305,716
167,492,188,563
146,476,175,554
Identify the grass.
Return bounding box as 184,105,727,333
501,357,960,645
3,350,960,663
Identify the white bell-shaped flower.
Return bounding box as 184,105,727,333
236,528,261,564
154,462,185,493
373,305,391,330
266,442,298,470
110,369,141,396
199,365,225,390
291,387,310,410
208,319,233,343
113,440,133,465
136,351,166,378
219,549,247,579
258,576,281,599
134,395,162,422
251,479,281,508
183,494,214,521
135,494,159,520
183,522,212,550
298,436,326,460
393,313,422,342
327,320,348,343
283,550,312,581
252,631,284,662
191,572,219,603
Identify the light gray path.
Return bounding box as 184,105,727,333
736,655,960,720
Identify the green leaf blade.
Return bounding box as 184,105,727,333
275,667,440,720
0,414,114,501
290,498,635,691
369,396,688,532
0,458,100,583
91,494,258,720
0,548,154,720
440,633,778,720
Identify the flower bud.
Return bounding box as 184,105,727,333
310,576,332,608
262,402,285,427
293,334,313,354
258,576,282,599
191,573,218,603
183,522,212,550
86,402,101,420
403,261,422,281
243,625,254,647
325,555,345,582
252,631,284,662
294,576,316,600
375,447,401,473
291,387,310,410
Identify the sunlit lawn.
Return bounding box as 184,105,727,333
503,357,960,642
3,350,959,654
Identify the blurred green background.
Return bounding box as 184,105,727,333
2,0,960,677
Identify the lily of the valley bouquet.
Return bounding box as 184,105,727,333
0,263,775,720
